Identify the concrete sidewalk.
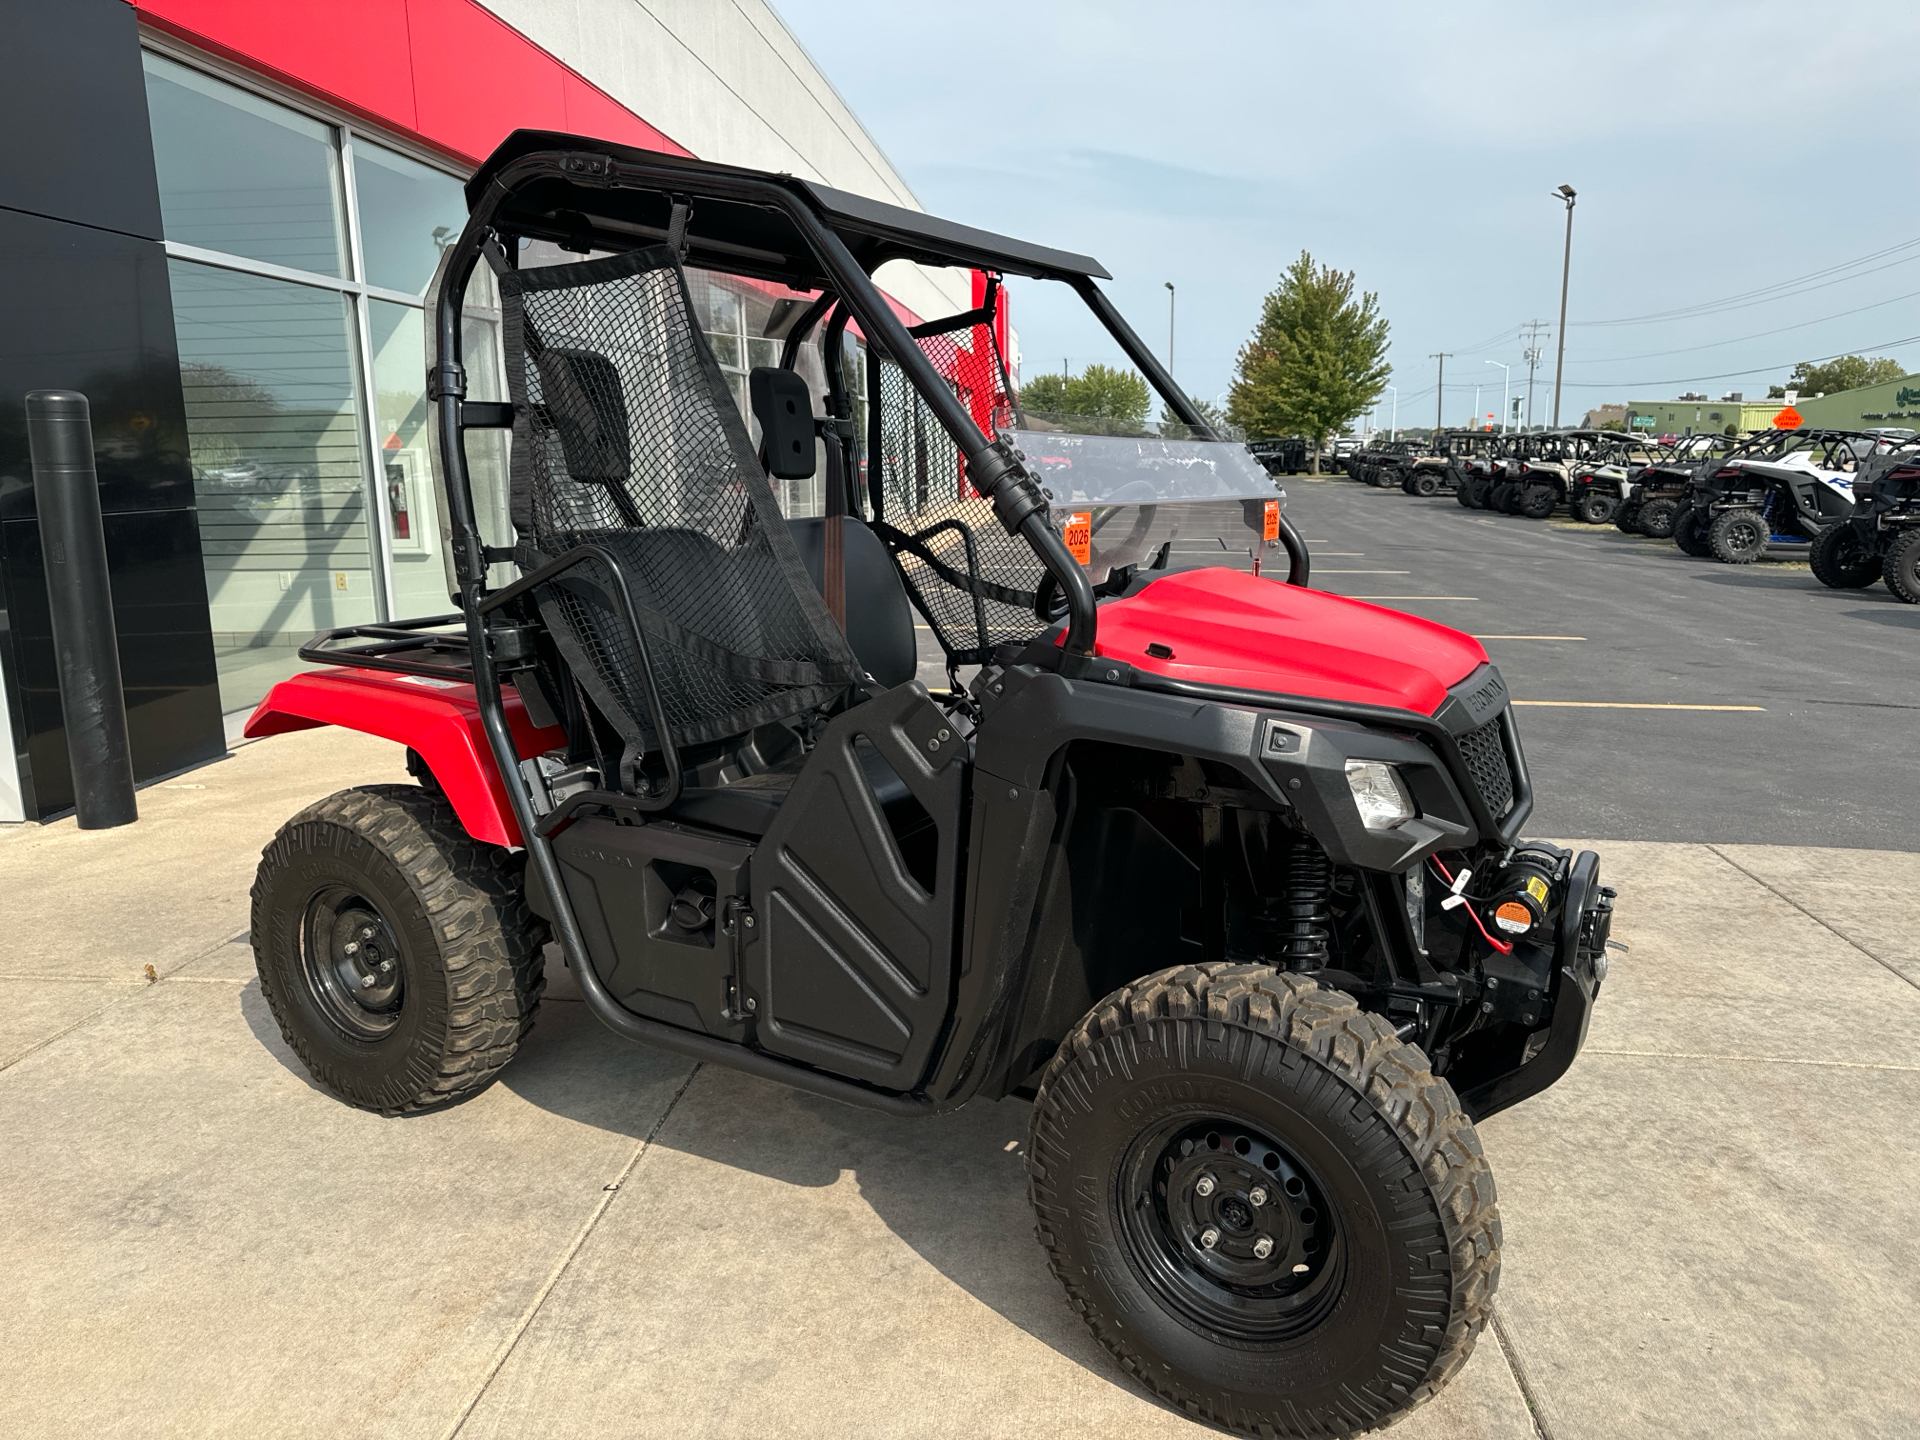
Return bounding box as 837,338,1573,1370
2,728,1915,1439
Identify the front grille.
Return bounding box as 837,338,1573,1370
1456,716,1514,819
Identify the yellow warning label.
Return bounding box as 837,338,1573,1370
1064,511,1092,565
1524,875,1550,906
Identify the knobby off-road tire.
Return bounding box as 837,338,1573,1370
1637,496,1680,539
251,785,547,1114
1884,530,1920,603
1808,523,1884,590
1028,963,1499,1438
1574,491,1617,524
1613,499,1643,534
1708,507,1769,564
1672,506,1712,556
1455,477,1481,509
1414,473,1441,497
1518,484,1558,519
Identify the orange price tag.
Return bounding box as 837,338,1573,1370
1262,499,1280,541
1064,511,1092,565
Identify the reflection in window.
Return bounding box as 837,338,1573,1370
169,262,373,710
143,52,347,278
354,141,468,295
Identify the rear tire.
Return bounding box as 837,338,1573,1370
1638,496,1680,539
251,785,547,1114
1489,482,1517,513
1574,491,1617,524
1614,500,1643,534
1809,523,1884,590
1673,506,1712,557
1029,963,1498,1439
1708,508,1769,564
1884,530,1920,603
1518,484,1557,519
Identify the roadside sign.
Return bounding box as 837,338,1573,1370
1772,406,1803,429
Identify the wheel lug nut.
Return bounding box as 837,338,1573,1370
1195,1175,1215,1197
1249,1186,1268,1207
358,974,376,988
378,959,394,972
361,927,375,940
343,942,359,955
1199,1227,1220,1250
1253,1236,1274,1260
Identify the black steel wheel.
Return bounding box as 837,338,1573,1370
1673,506,1712,556
1638,496,1681,539
1518,483,1558,519
1884,530,1920,603
252,785,547,1113
1030,964,1499,1438
1708,507,1769,564
1414,472,1441,497
1809,523,1884,590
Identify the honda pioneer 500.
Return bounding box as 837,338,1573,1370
1675,428,1880,563
1810,437,1920,599
1402,429,1491,496
243,131,1615,1439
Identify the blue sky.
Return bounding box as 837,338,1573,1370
773,0,1920,426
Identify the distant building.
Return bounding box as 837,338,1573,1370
1582,404,1627,429
1624,396,1785,436
1796,372,1920,432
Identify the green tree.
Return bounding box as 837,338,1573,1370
1158,394,1227,436
1227,251,1390,473
1018,371,1071,414
1768,354,1907,398
1017,363,1152,432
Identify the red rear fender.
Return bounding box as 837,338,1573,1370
243,669,565,846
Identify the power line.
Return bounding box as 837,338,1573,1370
1569,237,1920,328
1541,330,1920,391
1564,286,1920,366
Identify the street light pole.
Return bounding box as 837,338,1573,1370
1485,360,1511,433
1386,384,1397,440
1164,282,1176,378
1429,353,1451,433
1550,184,1576,427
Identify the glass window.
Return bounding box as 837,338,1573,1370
143,52,347,278
353,141,468,295
169,261,374,710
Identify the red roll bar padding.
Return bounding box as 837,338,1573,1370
243,669,566,846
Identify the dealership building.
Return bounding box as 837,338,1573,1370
0,0,967,823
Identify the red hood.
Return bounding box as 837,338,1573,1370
1080,569,1487,717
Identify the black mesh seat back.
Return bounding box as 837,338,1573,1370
495,244,861,756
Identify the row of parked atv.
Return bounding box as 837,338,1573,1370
1334,427,1920,601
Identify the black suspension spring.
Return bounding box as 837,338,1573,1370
1267,832,1333,969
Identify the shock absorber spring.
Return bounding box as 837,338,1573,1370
1269,832,1332,969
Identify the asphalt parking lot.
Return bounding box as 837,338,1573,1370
5,487,1918,1439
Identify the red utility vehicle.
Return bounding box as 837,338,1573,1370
246,131,1615,1437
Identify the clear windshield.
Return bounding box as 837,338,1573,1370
1003,424,1276,504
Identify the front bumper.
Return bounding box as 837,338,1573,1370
1456,848,1613,1121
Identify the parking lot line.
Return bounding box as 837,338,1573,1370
1341,595,1479,601
1475,634,1587,641
1511,701,1765,711
1316,569,1409,574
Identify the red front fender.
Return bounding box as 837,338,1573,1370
243,669,565,846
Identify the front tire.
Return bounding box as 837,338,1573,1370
1708,507,1769,564
1638,496,1680,539
1809,523,1883,589
1029,963,1499,1438
251,785,547,1114
1884,530,1920,603
1673,506,1712,556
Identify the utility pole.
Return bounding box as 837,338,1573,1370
1472,383,1482,433
1386,384,1397,440
1164,282,1176,378
1551,184,1576,426
1430,353,1451,433
1520,320,1548,430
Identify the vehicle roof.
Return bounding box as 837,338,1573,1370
465,129,1112,283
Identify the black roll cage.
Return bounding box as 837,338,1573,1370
417,134,1337,1112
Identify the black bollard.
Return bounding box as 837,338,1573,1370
26,390,137,828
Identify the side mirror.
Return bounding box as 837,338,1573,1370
750,367,816,480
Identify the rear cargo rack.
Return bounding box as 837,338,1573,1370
297,615,476,683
